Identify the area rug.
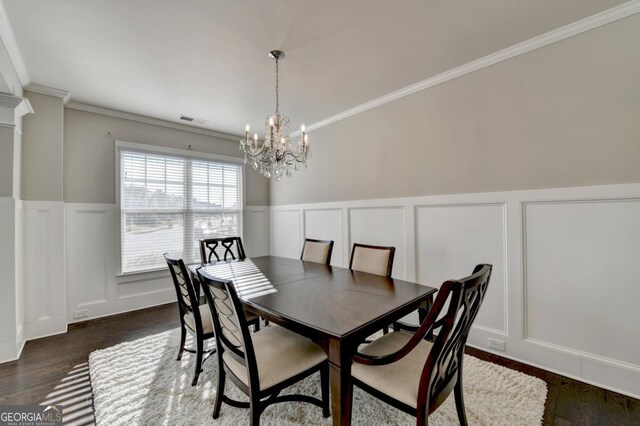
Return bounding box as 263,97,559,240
89,329,547,425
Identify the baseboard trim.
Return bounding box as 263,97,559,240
67,300,176,325
467,343,640,400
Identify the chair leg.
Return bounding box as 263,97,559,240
249,392,261,426
192,335,204,386
320,363,330,418
212,366,225,419
254,318,260,332
383,325,389,335
177,324,186,361
416,403,428,426
454,370,468,426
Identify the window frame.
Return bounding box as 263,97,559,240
115,140,246,276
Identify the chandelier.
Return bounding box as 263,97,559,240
240,50,310,180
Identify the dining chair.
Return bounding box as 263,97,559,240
349,243,395,277
349,264,492,426
349,243,395,334
300,238,334,264
199,236,247,265
197,269,330,425
165,254,216,386
198,236,263,330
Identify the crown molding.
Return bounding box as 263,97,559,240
304,0,640,134
25,83,71,104
65,101,241,142
0,1,30,87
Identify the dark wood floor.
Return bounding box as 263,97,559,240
0,303,638,425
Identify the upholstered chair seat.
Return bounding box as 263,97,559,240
352,332,433,408
197,269,331,424
222,325,328,391
350,264,493,425
184,304,214,335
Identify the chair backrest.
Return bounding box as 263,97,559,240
197,269,259,383
349,243,395,277
300,238,334,265
199,237,247,264
418,264,492,410
164,254,202,324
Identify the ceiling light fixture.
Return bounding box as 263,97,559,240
240,50,310,180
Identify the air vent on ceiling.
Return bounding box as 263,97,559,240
179,115,209,125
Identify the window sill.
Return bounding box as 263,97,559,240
116,268,170,284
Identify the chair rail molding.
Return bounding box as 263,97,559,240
268,182,640,399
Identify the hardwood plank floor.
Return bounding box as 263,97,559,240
0,303,638,425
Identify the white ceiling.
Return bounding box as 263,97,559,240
2,0,627,137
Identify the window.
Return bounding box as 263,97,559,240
118,142,243,274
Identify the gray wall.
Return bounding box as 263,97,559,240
270,14,640,205
64,108,269,205
0,127,16,197
22,92,64,201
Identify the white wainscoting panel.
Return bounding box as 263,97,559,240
66,205,113,308
270,209,302,259
524,199,640,366
268,183,640,398
349,207,407,279
65,203,175,322
22,201,67,339
15,199,24,355
304,208,344,267
0,197,19,363
244,206,269,257
415,203,507,334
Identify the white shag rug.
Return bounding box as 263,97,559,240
89,329,547,425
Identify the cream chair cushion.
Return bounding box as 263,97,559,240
183,304,214,334
352,332,433,408
302,241,331,264
351,246,391,276
222,325,327,391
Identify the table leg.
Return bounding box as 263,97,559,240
327,337,353,426
420,294,434,340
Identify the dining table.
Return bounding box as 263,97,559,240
189,255,437,426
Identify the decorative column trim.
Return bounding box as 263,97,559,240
0,93,33,127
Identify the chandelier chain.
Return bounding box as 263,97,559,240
275,56,279,114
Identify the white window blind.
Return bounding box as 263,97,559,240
119,146,243,274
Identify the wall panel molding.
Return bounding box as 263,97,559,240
268,182,640,398
522,197,640,372
303,208,344,266
348,206,407,279
22,200,66,340
415,202,508,335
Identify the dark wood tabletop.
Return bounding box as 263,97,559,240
191,255,437,426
